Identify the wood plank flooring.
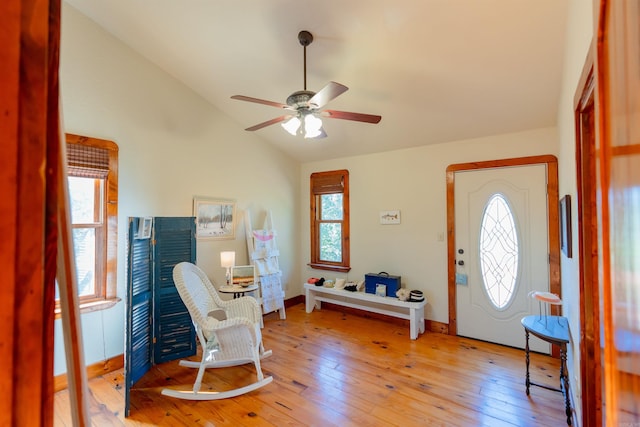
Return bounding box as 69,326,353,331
54,303,569,426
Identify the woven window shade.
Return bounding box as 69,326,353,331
312,172,345,194
67,143,109,178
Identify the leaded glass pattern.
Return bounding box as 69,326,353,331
479,193,519,309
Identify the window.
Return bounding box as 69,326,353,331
309,169,350,272
56,134,119,314
479,193,519,310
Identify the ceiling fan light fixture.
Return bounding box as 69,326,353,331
302,113,324,138
304,126,324,139
304,114,322,132
281,116,301,135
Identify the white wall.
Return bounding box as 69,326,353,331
300,127,558,324
556,0,594,421
56,4,300,375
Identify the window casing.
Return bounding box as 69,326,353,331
310,169,350,272
56,134,119,315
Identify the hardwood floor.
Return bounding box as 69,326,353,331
54,303,569,426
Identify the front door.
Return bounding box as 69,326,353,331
455,164,550,353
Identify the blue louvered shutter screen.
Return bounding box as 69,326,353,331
125,217,153,417
153,217,197,364
125,216,196,417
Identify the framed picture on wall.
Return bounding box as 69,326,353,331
559,195,572,258
379,210,401,225
137,217,153,239
193,197,236,240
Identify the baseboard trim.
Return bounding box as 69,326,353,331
284,295,305,307
54,354,124,392
426,319,449,334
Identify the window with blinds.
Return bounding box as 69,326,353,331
309,169,350,272
67,143,110,178
56,134,119,313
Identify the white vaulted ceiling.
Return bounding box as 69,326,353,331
63,0,569,162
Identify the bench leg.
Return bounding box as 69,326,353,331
409,306,426,339
305,289,321,313
410,308,418,340
305,289,313,313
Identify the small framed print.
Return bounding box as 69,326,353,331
559,195,572,258
231,265,255,286
380,210,401,225
138,217,152,239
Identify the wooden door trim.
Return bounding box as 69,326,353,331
574,41,602,427
2,0,67,425
446,155,560,338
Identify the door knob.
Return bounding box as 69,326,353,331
458,260,464,266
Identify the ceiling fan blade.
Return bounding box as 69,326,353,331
231,95,289,109
308,82,348,109
323,109,382,124
244,115,292,131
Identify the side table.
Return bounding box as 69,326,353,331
521,315,572,425
219,284,259,299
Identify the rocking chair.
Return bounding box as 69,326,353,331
161,262,272,400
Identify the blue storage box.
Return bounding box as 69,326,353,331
365,272,401,297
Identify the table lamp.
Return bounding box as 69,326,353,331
220,251,235,286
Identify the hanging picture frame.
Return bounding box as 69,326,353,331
379,210,401,225
559,195,572,258
137,217,153,239
193,197,236,240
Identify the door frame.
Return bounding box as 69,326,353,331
574,42,602,426
446,155,561,340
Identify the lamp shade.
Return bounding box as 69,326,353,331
281,116,301,135
281,114,325,138
220,251,235,268
304,114,322,131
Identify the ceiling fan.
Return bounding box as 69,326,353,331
231,30,381,139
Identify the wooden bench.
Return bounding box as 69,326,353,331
304,283,426,340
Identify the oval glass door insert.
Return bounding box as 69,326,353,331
479,193,519,310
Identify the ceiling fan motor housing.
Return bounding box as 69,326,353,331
286,90,317,110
